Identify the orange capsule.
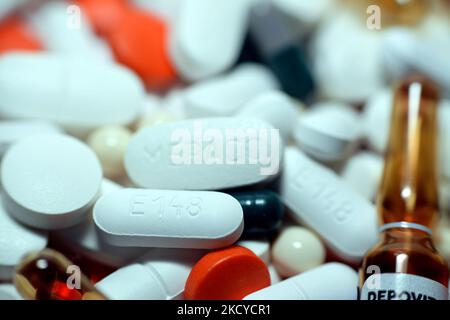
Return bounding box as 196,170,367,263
106,7,177,90
184,246,270,300
0,17,43,54
75,0,129,36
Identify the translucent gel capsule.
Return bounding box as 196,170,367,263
14,249,107,300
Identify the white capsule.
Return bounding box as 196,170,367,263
238,239,270,265
237,90,301,141
169,0,251,81
293,102,361,162
27,1,113,61
0,120,61,158
0,284,23,300
94,188,244,248
1,134,102,229
362,88,393,154
0,53,143,136
184,64,279,117
0,196,47,280
281,147,378,261
272,226,325,278
53,179,147,267
125,117,282,190
312,11,385,103
340,152,384,201
244,263,358,300
96,249,204,300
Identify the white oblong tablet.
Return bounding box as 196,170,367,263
1,134,102,229
340,152,384,202
125,117,282,190
169,0,251,81
281,147,378,261
96,249,204,300
93,188,244,248
0,196,47,280
293,102,361,162
244,263,358,300
0,53,143,136
27,2,112,61
184,64,279,117
237,90,301,141
0,120,61,158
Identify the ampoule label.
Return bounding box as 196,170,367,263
360,273,448,300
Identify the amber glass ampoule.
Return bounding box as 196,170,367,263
14,248,107,300
359,76,449,300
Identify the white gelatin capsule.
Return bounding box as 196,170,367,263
169,0,251,81
238,90,301,141
0,284,23,300
54,179,147,267
244,263,358,300
340,152,384,201
293,102,361,162
0,53,143,136
1,134,102,230
27,2,112,61
281,147,378,261
0,196,47,280
96,249,204,300
94,188,244,248
125,118,282,190
0,120,61,157
184,64,279,117
238,239,270,265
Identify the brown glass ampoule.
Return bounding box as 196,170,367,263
14,248,107,300
359,76,449,300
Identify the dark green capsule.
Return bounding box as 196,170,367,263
230,190,284,236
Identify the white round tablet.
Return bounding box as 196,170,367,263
1,134,103,229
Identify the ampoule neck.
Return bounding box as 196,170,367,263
380,227,433,243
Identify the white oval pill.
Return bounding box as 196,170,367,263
238,90,301,141
0,196,47,280
1,134,102,229
93,188,244,248
169,0,251,81
281,147,378,261
0,120,61,158
0,53,143,136
340,152,384,202
184,64,279,117
272,226,325,277
244,263,358,300
125,117,282,190
96,249,204,300
293,102,361,162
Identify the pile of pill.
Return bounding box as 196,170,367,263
0,0,449,301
